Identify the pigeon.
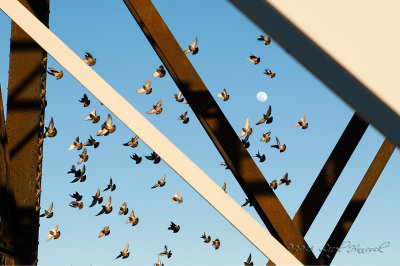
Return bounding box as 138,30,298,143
174,91,188,104
103,177,116,192
126,210,139,226
277,172,291,186
145,152,161,164
155,257,164,266
151,174,166,189
84,108,100,123
241,198,253,207
168,221,180,233
201,232,211,243
294,115,308,129
244,253,254,265
83,135,100,148
264,69,276,78
170,192,183,204
123,136,139,148
78,148,89,164
178,111,189,124
147,98,163,115
130,153,142,164
70,191,83,201
216,88,229,101
96,196,113,216
79,94,90,107
256,105,273,125
82,52,96,66
238,118,253,139
241,134,250,148
254,151,266,162
44,117,57,138
212,239,221,250
137,79,152,95
119,202,128,215
97,114,116,136
153,65,166,78
271,137,286,152
115,243,130,259
47,67,63,80
39,203,53,218
221,182,227,193
258,34,271,45
68,165,86,183
45,225,60,241
69,201,84,210
220,161,230,170
247,54,260,65
270,180,278,190
260,131,272,143
184,37,199,55
159,245,172,258
89,188,103,208
98,226,110,238
68,136,83,151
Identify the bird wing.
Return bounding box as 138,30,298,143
183,48,191,54
136,88,146,94
48,202,53,212
222,182,226,191
216,93,223,99
266,105,272,117
283,172,288,180
95,187,101,197
86,52,93,59
105,196,112,207
98,231,104,238
145,79,151,88
106,114,113,126
276,137,280,146
238,130,246,139
301,115,306,123
156,98,162,108
49,117,54,129
147,108,156,114
191,37,198,49
153,71,160,78
244,118,249,130
160,174,166,182
123,243,129,253
45,233,53,241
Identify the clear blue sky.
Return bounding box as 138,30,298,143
0,0,399,265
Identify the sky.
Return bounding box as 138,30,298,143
0,0,399,265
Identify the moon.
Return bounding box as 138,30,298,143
257,91,268,102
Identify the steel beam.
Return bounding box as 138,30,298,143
318,138,395,264
122,0,317,264
4,0,49,264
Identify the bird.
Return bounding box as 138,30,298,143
220,161,230,170
84,108,100,123
69,201,84,210
123,136,139,148
78,148,89,164
155,257,164,266
130,153,142,164
174,91,188,104
83,135,100,148
39,203,53,218
256,105,273,125
221,182,227,193
119,202,128,215
216,88,229,101
115,243,130,259
97,114,116,136
258,34,271,45
145,151,161,164
170,192,183,204
70,191,83,201
89,188,103,208
47,67,63,80
254,151,266,162
68,165,86,183
264,69,276,78
44,117,57,138
212,239,221,250
79,94,90,107
45,225,60,241
260,131,272,143
178,111,189,124
248,54,260,65
241,198,253,207
98,226,110,238
159,245,172,258
244,253,254,265
271,137,286,152
241,134,250,148
82,52,96,66
137,79,152,95
68,136,83,151
168,221,180,233
126,210,139,226
147,98,163,115
103,177,116,192
238,118,253,139
294,115,308,129
153,65,166,78
277,172,291,186
201,232,211,243
184,37,199,55
96,196,113,216
270,180,278,190
151,174,166,189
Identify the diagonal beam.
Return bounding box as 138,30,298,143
123,0,317,264
0,1,302,264
318,138,395,265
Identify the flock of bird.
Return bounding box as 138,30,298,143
40,34,309,265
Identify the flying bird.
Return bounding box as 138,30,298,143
247,54,260,65
123,136,139,148
270,179,278,190
130,153,142,164
70,191,83,201
151,174,166,189
147,98,163,115
216,88,229,101
264,69,276,78
256,105,273,125
98,226,110,238
159,245,172,258
145,151,161,164
254,151,266,162
221,182,227,193
47,67,63,80
241,198,253,207
45,225,60,241
82,52,96,66
68,165,86,183
68,136,83,151
241,134,250,148
69,201,84,210
212,239,221,250
126,210,139,226
89,188,103,208
96,196,113,216
271,137,286,152
294,115,309,129
103,177,116,192
78,148,89,164
220,161,230,170
174,91,188,104
244,253,254,265
115,243,130,260
168,221,180,233
258,34,271,45
184,37,199,55
119,202,128,215
153,65,166,78
79,94,90,107
238,118,252,139
97,114,116,136
84,108,100,123
178,111,189,124
201,232,211,243
44,117,57,138
39,202,53,218
170,192,183,204
277,172,291,186
137,79,152,95
260,131,272,143
83,135,100,148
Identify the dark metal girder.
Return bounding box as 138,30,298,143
123,0,318,264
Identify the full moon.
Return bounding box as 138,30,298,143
257,91,268,102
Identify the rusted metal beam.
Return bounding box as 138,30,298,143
123,0,317,264
318,138,395,265
5,0,49,264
